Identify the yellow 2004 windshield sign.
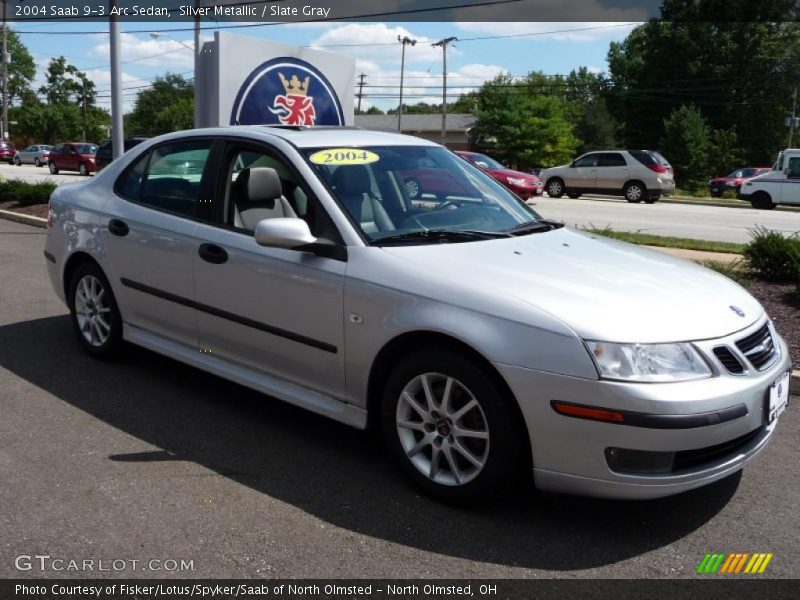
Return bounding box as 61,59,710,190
309,148,379,165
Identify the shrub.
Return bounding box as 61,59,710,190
720,189,738,200
0,179,57,207
743,227,800,282
701,259,752,285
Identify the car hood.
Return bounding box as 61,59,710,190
488,167,540,182
381,227,763,343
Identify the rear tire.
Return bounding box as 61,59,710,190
546,178,565,198
34,158,41,167
750,192,775,210
381,349,526,504
67,262,124,359
49,161,59,175
79,163,89,176
624,181,646,203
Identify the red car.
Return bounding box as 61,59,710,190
48,143,98,176
398,157,475,200
455,150,543,200
0,141,17,165
708,167,771,197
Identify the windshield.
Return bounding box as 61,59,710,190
305,146,542,244
469,153,505,170
75,144,97,154
728,168,755,178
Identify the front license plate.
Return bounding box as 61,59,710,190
711,188,719,194
767,372,790,424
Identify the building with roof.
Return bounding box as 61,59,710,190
354,114,476,149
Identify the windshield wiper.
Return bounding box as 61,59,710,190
373,229,512,246
506,219,564,235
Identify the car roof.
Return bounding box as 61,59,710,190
153,126,440,150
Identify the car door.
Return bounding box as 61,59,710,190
191,140,346,399
102,138,217,347
779,154,800,204
595,152,630,192
565,153,599,191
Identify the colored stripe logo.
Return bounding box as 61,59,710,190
697,553,773,574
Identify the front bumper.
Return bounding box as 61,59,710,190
496,319,791,499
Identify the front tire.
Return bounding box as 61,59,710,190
624,181,645,203
546,178,565,198
750,192,775,210
14,156,21,166
404,177,422,199
68,262,124,359
381,349,525,503
49,161,59,175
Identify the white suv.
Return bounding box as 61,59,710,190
739,148,800,209
540,150,675,203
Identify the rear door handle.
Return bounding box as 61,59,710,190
108,219,129,237
198,243,228,264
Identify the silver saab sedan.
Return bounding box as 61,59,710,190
44,127,791,503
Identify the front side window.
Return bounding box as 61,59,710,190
788,157,800,179
599,153,626,167
119,139,212,218
305,145,542,244
574,154,599,168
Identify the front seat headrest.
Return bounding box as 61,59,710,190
332,164,373,196
236,167,283,204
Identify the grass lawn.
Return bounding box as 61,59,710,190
584,226,746,254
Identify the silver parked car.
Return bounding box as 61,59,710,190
15,144,53,167
540,150,675,203
44,128,790,503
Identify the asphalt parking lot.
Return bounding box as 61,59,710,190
0,162,86,185
0,217,798,579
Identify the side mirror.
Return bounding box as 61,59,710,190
254,217,317,249
570,160,576,168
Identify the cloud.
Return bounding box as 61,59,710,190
309,23,451,65
87,32,211,69
455,21,640,42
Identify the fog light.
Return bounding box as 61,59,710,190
605,447,675,474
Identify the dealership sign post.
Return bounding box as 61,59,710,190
196,32,355,129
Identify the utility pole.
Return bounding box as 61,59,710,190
2,0,8,141
81,79,87,142
789,85,798,148
397,35,416,131
109,1,124,159
356,73,366,113
432,36,457,146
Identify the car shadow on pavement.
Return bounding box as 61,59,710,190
0,315,741,571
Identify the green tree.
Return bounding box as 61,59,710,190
708,127,743,177
660,105,711,189
6,30,36,106
472,73,579,169
608,3,800,164
126,73,194,135
35,57,104,142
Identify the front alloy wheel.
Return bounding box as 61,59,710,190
404,177,421,199
547,179,564,198
396,373,490,487
382,350,526,503
49,162,58,174
79,163,88,176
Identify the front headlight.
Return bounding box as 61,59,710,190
724,181,736,186
585,341,711,382
507,177,528,186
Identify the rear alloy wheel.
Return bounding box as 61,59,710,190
49,162,59,175
382,350,525,503
624,182,645,203
68,262,123,359
751,192,775,210
14,156,21,166
79,163,89,176
34,157,41,167
547,178,565,198
404,177,422,199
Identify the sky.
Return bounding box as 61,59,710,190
14,21,640,113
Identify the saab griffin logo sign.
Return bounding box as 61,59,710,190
230,57,344,127
696,552,773,574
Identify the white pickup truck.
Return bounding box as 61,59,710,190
739,148,800,209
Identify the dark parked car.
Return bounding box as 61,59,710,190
48,143,98,176
95,137,148,172
0,141,16,165
708,167,771,197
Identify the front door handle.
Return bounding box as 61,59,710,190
198,243,228,264
108,219,129,237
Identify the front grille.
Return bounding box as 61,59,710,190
713,346,745,374
673,427,764,472
735,323,777,371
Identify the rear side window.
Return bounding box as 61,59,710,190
115,139,213,218
598,153,626,167
630,150,670,168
